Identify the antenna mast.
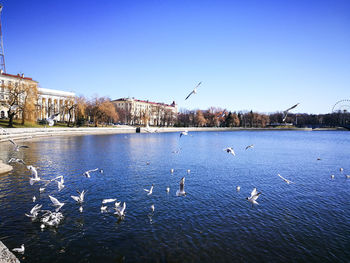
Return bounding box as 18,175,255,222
0,4,6,73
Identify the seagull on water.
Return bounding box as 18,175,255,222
144,184,154,195
151,204,155,213
114,202,126,217
236,186,241,191
166,186,170,193
224,147,235,156
83,168,99,178
246,188,261,205
25,204,42,219
71,190,86,204
176,177,186,196
187,169,191,174
245,144,254,150
49,195,65,211
9,139,29,152
345,175,350,179
331,175,335,179
12,244,25,254
185,81,201,100
340,168,344,172
32,196,36,202
39,187,45,193
170,168,174,174
282,103,300,122
277,174,294,184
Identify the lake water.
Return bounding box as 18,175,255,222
0,131,350,262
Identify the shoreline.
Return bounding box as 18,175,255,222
0,126,347,144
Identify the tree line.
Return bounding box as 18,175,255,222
175,107,350,128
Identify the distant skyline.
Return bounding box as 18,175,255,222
1,0,349,114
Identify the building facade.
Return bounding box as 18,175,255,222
0,71,75,122
112,98,177,126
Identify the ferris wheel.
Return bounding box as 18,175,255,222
331,99,350,113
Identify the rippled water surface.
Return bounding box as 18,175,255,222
0,131,350,262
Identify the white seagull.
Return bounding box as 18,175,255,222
9,139,29,152
27,165,41,185
151,204,155,213
100,205,107,212
236,186,241,191
8,158,26,165
277,174,294,184
25,204,42,219
71,190,86,204
185,81,201,100
166,186,170,193
32,196,36,202
114,202,126,217
176,177,186,196
12,244,25,254
47,112,60,127
144,184,154,195
49,195,65,211
282,103,300,122
246,188,261,205
83,168,99,178
224,147,235,156
180,131,188,137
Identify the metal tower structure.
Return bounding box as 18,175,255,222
0,4,6,73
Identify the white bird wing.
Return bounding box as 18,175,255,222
143,188,150,192
185,90,195,100
102,198,116,204
120,202,126,214
250,188,258,199
49,195,62,206
71,195,80,202
9,139,17,147
285,103,300,112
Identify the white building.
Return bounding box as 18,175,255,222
112,97,177,126
0,71,75,122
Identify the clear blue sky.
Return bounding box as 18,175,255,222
1,0,349,113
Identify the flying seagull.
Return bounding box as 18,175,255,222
245,145,254,150
9,139,29,152
144,184,154,195
27,165,41,185
282,103,300,122
12,244,25,254
277,174,294,184
185,81,201,100
49,195,65,211
224,147,235,156
114,202,126,217
180,131,188,137
25,204,42,219
47,112,60,126
71,190,86,204
8,158,26,165
83,168,99,178
151,204,155,213
246,188,261,205
176,177,186,196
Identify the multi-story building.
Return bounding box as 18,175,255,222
0,71,75,122
112,97,177,126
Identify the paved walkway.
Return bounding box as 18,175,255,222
0,242,19,263
0,160,12,175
